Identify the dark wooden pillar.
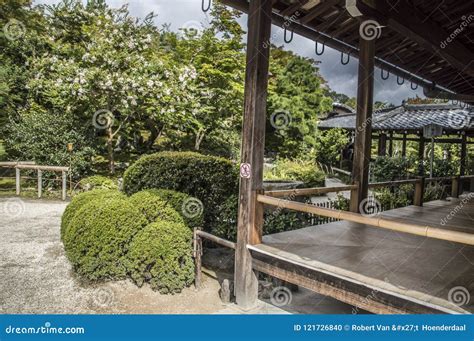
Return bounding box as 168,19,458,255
418,131,425,176
351,33,375,212
378,133,387,156
234,0,272,309
401,133,407,157
460,133,467,176
388,132,394,157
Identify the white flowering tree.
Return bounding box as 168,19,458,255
10,1,197,173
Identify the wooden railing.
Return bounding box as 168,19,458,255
260,175,474,246
257,194,474,246
0,162,69,200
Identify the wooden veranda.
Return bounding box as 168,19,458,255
204,0,474,313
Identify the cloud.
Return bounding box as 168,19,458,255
33,0,422,104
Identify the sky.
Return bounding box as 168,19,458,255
33,0,425,105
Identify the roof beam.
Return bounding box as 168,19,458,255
352,0,474,78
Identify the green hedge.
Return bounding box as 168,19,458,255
144,189,204,229
60,189,125,240
63,197,148,281
123,151,238,234
129,190,185,225
76,175,118,192
126,220,194,294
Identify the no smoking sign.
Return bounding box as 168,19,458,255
240,163,251,179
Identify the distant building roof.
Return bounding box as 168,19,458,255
319,103,474,133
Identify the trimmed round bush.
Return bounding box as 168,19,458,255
61,189,124,240
63,197,148,281
126,220,194,294
123,151,238,234
128,190,184,225
144,189,203,229
77,175,118,192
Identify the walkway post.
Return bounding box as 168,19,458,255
62,171,67,201
351,22,375,212
15,168,20,195
234,0,272,309
37,170,42,199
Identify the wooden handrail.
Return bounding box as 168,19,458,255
265,185,357,198
0,161,36,167
368,179,418,189
257,194,474,246
15,164,69,172
196,230,236,249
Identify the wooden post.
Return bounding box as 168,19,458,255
349,181,359,213
62,171,67,201
460,134,467,176
234,0,272,309
418,132,425,176
414,177,425,206
401,133,407,157
388,131,394,157
378,133,387,156
15,168,20,195
451,176,460,198
351,29,375,213
37,170,42,199
193,228,202,290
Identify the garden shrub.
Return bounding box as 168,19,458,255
60,189,125,240
63,197,148,281
143,189,203,229
123,151,238,234
128,190,184,225
371,156,414,182
76,175,118,192
126,220,194,294
264,159,325,187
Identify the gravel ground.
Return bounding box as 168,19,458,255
0,197,224,314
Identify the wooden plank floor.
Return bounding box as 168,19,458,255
252,197,474,314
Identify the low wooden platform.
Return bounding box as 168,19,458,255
250,198,474,314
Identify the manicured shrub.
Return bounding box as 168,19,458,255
123,151,238,234
264,158,325,187
128,190,184,225
126,220,194,294
60,189,124,240
76,175,118,192
145,189,203,229
63,197,148,281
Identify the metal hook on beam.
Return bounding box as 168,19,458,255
315,41,325,56
381,69,389,80
284,27,294,43
410,82,418,90
341,51,350,65
201,0,211,13
397,76,405,85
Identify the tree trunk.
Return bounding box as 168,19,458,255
107,128,115,174
195,131,205,151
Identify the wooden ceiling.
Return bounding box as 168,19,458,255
222,0,474,98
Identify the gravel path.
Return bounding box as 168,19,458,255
0,197,224,314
